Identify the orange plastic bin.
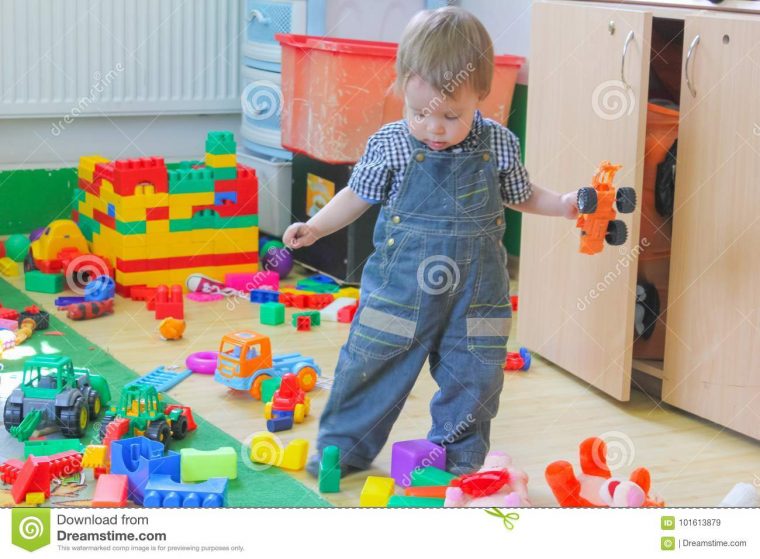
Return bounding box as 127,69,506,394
276,33,525,164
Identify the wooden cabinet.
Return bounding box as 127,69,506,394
519,1,760,440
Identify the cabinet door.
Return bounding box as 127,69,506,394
518,2,651,401
663,14,760,440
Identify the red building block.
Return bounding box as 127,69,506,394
111,157,168,196
337,303,358,323
296,315,311,331
146,206,170,221
154,284,184,319
511,295,518,312
0,458,24,484
306,293,334,309
0,307,20,321
92,474,128,507
11,456,52,504
130,286,157,302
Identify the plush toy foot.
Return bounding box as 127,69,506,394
545,460,595,507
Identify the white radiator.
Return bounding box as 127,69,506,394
0,0,241,117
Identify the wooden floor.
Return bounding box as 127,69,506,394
5,267,760,507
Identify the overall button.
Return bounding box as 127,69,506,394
387,238,395,247
496,217,504,225
482,153,491,161
392,215,401,224
415,153,425,162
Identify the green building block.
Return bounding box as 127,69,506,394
76,213,101,241
296,279,340,293
180,447,238,482
168,168,215,194
210,167,237,180
261,377,282,403
292,311,320,327
410,466,457,487
169,214,258,233
205,131,236,155
260,302,285,325
114,219,147,235
319,446,341,493
25,271,64,294
24,438,84,458
387,496,445,508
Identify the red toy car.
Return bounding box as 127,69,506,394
264,373,311,423
576,162,637,255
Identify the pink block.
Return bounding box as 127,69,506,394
187,292,224,302
225,271,279,292
0,318,18,331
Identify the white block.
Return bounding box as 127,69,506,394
320,297,359,322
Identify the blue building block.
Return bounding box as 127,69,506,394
84,275,115,302
107,203,116,218
143,474,227,508
125,366,193,393
308,274,339,285
54,296,86,307
214,191,237,206
250,289,280,304
267,412,293,433
110,437,180,505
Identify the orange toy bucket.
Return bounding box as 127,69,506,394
277,33,525,164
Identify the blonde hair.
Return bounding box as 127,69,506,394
395,7,494,99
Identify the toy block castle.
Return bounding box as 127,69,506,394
72,132,258,296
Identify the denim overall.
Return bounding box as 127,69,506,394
316,121,512,473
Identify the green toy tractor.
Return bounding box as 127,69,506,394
3,355,111,441
98,385,190,448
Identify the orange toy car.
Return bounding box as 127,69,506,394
576,162,637,255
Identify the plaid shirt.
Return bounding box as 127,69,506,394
348,111,532,205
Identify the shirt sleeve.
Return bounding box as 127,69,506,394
493,126,533,205
347,133,391,204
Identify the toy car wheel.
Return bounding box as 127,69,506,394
605,220,628,246
250,374,271,400
171,414,188,440
23,251,37,273
519,347,532,371
616,187,637,214
294,403,306,424
87,389,102,418
264,401,273,420
98,415,115,441
59,397,88,438
3,401,23,433
296,366,319,392
577,187,597,214
146,421,171,446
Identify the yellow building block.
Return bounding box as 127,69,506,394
169,204,193,220
249,433,308,471
205,153,237,168
169,191,216,208
78,155,109,182
0,257,19,277
337,287,360,299
280,440,309,471
360,476,396,507
82,445,108,469
146,219,170,235
115,205,146,222
25,492,46,505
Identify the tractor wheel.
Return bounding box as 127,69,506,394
264,402,273,420
60,397,88,438
605,220,628,246
171,415,189,440
577,187,598,214
296,366,319,392
616,187,637,214
98,415,115,441
87,389,102,418
146,421,171,447
249,374,271,400
3,401,23,433
293,403,306,424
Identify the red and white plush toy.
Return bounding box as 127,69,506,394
444,451,531,507
545,436,664,507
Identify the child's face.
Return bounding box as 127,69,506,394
404,75,481,151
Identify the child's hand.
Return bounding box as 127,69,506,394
560,190,579,220
283,222,320,249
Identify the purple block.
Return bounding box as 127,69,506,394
391,439,447,487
